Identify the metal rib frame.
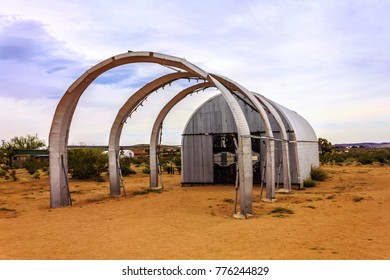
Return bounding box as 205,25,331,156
49,51,254,215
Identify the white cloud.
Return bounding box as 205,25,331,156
0,97,56,144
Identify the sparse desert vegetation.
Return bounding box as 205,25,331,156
0,136,389,259
0,164,389,260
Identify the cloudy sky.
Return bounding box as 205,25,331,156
1,0,389,146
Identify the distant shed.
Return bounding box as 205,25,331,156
182,93,319,188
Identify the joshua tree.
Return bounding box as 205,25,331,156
318,138,332,155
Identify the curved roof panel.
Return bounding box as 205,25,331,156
264,98,317,142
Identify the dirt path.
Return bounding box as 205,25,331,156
0,165,389,259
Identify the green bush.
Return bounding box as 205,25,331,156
130,157,148,165
0,170,6,177
119,157,136,176
172,156,181,167
68,148,108,180
310,167,328,181
344,157,359,166
142,167,150,174
320,148,390,165
320,151,346,164
303,178,317,188
357,154,374,165
12,162,22,169
32,171,40,179
22,157,41,175
121,165,137,176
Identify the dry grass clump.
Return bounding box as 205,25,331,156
303,178,317,188
268,207,294,218
133,188,163,195
0,207,16,212
353,196,364,202
310,167,329,181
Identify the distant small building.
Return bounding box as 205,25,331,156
131,148,149,158
13,149,49,163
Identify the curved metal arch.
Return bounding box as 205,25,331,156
261,96,302,187
148,82,212,189
108,71,197,195
110,72,253,215
253,93,291,192
207,75,253,212
147,79,287,212
211,75,277,200
49,51,253,215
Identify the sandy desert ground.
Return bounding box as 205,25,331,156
0,164,389,260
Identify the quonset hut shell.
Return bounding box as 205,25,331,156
181,93,319,189
49,51,319,217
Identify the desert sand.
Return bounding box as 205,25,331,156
0,164,389,260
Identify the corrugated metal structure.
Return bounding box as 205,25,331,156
49,51,319,217
49,51,257,215
182,93,319,188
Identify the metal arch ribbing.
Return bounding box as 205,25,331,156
107,68,255,215
149,82,212,189
49,52,205,208
50,51,255,215
208,75,253,214
261,96,302,188
211,75,276,200
108,72,195,195
111,74,255,214
253,93,291,192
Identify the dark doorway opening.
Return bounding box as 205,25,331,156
213,134,237,184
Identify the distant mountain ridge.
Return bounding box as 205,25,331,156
334,142,390,149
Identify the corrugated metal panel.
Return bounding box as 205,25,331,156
297,142,320,180
182,135,213,183
182,136,193,182
266,100,317,142
255,95,319,185
202,135,213,182
185,95,274,135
